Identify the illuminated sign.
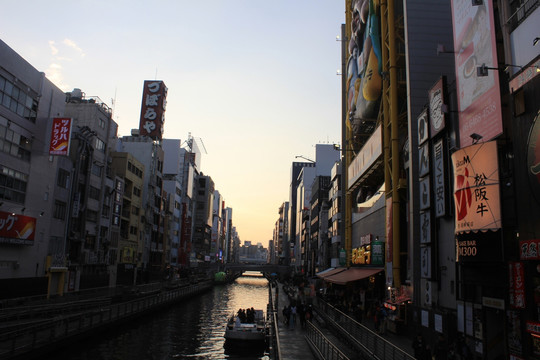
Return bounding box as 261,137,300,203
138,80,167,140
352,236,384,266
433,138,446,217
0,210,36,245
429,77,446,137
49,117,73,156
509,261,526,309
451,0,502,147
452,141,501,233
520,239,540,260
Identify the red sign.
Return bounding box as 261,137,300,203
139,80,167,140
0,210,36,245
526,321,540,335
509,261,526,309
520,239,540,260
49,117,72,156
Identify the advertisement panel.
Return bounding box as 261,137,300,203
433,138,446,217
0,210,36,245
451,0,502,147
509,261,526,309
429,77,446,138
520,239,540,260
138,80,167,140
451,141,501,233
346,0,383,134
49,117,73,156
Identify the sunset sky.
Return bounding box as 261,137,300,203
1,1,345,247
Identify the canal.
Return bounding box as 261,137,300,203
43,274,271,360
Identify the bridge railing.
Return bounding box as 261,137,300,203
268,283,282,360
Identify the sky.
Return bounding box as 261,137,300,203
1,1,345,248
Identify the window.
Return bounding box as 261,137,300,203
99,118,106,129
133,187,141,197
91,163,102,177
57,168,70,188
95,138,105,152
89,186,100,200
0,75,38,122
53,200,67,220
102,204,110,217
0,165,28,204
86,210,98,222
0,120,32,161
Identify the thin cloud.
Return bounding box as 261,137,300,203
45,63,70,91
48,40,58,56
63,38,85,57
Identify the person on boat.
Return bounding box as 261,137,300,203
235,316,241,327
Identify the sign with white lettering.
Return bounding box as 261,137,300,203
418,109,429,145
139,80,167,140
433,138,446,217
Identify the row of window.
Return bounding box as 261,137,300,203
0,165,28,204
0,75,39,122
0,121,32,162
127,161,143,178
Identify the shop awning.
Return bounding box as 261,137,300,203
324,267,383,285
316,267,347,279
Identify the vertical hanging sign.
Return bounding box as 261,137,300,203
139,80,167,140
49,117,73,156
433,138,446,217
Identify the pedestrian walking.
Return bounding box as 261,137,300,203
289,303,297,329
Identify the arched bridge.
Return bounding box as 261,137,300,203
223,263,291,278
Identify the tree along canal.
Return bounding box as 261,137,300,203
43,275,271,360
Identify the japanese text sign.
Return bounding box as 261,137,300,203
49,117,73,156
509,262,526,309
139,80,167,140
0,210,36,245
452,141,501,233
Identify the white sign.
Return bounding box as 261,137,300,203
433,138,446,217
420,211,431,244
419,143,430,177
421,246,431,278
418,109,429,145
420,177,431,210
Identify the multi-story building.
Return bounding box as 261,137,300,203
274,202,288,265
223,207,233,262
110,151,144,285
211,190,224,263
192,174,214,263
64,91,118,290
118,132,165,281
162,139,188,271
309,175,331,276
328,162,342,268
0,39,67,297
288,161,316,267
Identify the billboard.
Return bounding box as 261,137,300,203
451,0,502,147
452,140,501,233
346,0,383,134
0,210,36,245
138,80,167,140
49,117,73,156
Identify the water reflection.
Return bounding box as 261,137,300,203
45,274,270,360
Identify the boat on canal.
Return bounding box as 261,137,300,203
224,308,267,343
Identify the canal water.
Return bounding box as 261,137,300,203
46,274,270,360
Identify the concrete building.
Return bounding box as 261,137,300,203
192,174,214,263
0,39,67,297
110,151,145,285
117,133,165,281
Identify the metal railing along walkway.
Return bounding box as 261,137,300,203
314,299,415,360
305,321,350,360
0,282,212,360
